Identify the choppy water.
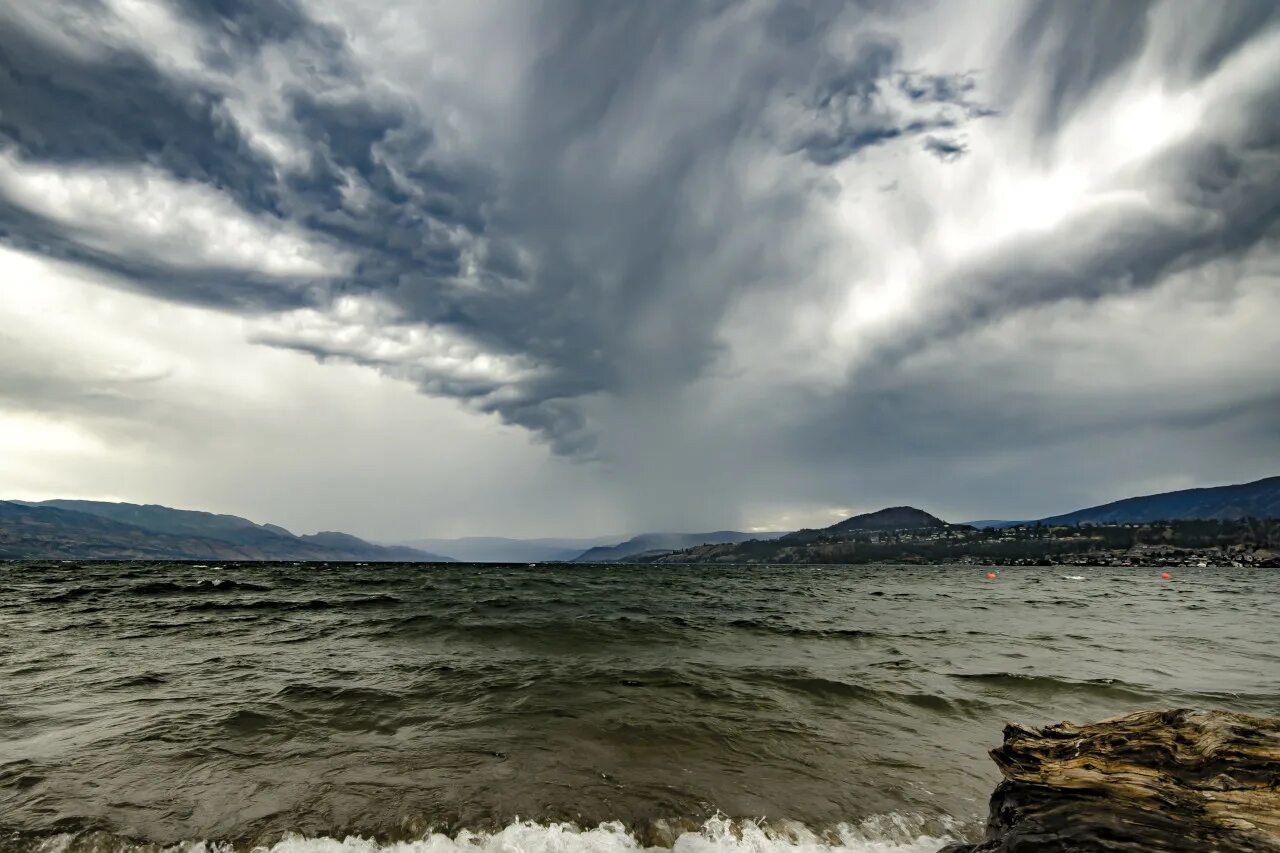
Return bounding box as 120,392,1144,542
2,562,1277,852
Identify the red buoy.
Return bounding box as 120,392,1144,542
1161,571,1171,580
986,571,997,580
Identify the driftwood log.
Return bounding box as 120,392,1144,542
943,708,1280,852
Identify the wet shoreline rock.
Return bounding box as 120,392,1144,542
943,708,1280,852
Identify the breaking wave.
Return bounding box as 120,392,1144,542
17,815,960,853
133,579,274,594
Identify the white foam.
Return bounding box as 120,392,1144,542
265,816,955,853
33,815,959,853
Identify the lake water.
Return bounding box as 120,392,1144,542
2,562,1276,852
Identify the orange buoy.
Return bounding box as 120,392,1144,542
1160,571,1171,580
986,571,997,580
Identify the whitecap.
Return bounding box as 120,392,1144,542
262,816,956,853
30,816,961,853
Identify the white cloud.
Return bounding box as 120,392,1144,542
0,150,350,277
250,295,549,397
738,3,1280,382
893,236,1280,430
0,246,619,539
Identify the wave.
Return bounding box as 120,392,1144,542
33,586,96,603
758,671,882,702
726,620,879,640
104,672,168,690
17,815,961,853
272,683,405,706
949,672,1154,701
183,598,336,612
182,594,402,612
133,579,272,595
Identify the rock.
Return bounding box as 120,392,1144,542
942,708,1280,852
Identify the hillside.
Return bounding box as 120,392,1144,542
651,507,964,564
783,506,948,543
574,530,784,562
1040,476,1280,525
649,514,1279,567
21,500,305,548
1,500,451,562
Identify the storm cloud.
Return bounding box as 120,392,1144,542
1,0,1278,535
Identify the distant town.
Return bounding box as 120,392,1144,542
648,517,1280,568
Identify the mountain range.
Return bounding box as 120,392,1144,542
0,500,450,562
615,479,1280,564
650,507,967,564
1037,476,1280,526
3,475,1277,563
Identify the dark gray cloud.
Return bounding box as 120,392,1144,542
922,136,967,161
0,0,999,456
0,3,285,210
1,0,1278,532
786,41,992,166
0,197,321,311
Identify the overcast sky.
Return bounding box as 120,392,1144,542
1,0,1278,541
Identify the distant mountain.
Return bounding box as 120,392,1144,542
782,506,950,543
648,506,965,564
1040,476,1280,526
297,531,442,561
22,499,302,548
575,530,784,562
962,519,1028,529
1,500,451,561
821,506,946,534
400,535,623,563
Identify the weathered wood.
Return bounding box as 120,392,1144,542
943,708,1280,852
